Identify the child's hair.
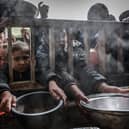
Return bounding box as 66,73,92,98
12,40,30,54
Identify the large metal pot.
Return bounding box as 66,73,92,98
12,91,63,129
80,93,129,129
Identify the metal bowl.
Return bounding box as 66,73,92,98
12,91,63,129
80,93,129,129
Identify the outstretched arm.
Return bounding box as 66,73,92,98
97,82,129,93
48,80,67,104
69,84,89,103
0,68,16,112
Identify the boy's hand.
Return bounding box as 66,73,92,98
70,85,89,104
49,80,67,105
0,91,16,113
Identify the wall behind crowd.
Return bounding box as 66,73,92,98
26,0,129,21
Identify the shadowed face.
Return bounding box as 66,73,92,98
12,50,30,72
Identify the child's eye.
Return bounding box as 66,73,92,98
23,56,30,60
14,56,30,61
14,57,21,61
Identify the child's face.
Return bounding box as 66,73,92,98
12,50,30,72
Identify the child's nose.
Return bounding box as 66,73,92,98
18,60,25,64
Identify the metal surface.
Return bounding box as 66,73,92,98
80,93,129,129
12,91,63,129
80,93,129,112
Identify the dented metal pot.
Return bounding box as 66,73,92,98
80,93,129,129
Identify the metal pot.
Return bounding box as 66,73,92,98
80,93,129,129
12,91,63,129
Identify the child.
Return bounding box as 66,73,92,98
11,41,31,81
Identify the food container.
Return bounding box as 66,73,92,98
80,93,129,129
12,91,63,129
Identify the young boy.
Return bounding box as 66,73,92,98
12,41,31,81
0,41,30,112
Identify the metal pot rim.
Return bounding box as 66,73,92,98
80,93,129,113
12,91,63,116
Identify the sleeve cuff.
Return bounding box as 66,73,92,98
0,83,10,94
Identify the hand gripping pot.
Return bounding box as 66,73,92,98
80,93,129,129
12,91,63,129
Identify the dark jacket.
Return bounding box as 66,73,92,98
0,30,106,95
36,40,77,89
36,31,106,95
13,68,30,82
0,66,10,93
0,66,30,93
